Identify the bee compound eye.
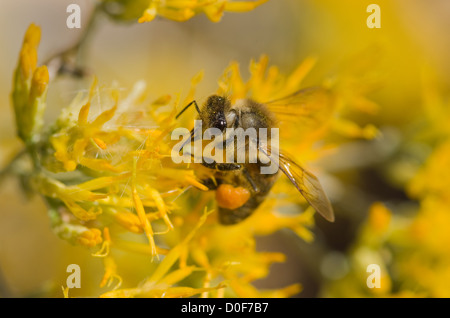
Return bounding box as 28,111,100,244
216,118,227,131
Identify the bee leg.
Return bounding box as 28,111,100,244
242,168,259,193
200,177,221,190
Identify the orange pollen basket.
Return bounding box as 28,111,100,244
215,184,251,210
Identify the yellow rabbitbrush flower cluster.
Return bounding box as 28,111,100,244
11,23,376,298
100,0,268,23
139,0,268,23
323,78,450,298
395,81,450,297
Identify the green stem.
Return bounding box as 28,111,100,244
44,3,101,79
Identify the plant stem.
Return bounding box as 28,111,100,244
45,3,101,79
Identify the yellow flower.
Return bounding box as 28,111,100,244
139,0,269,23
77,228,103,247
100,0,268,23
368,202,391,234
11,23,49,144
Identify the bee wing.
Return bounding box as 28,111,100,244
264,86,336,128
257,141,335,222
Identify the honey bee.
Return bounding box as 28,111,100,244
176,87,335,225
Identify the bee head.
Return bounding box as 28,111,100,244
204,95,230,131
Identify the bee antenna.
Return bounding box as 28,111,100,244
176,100,201,119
